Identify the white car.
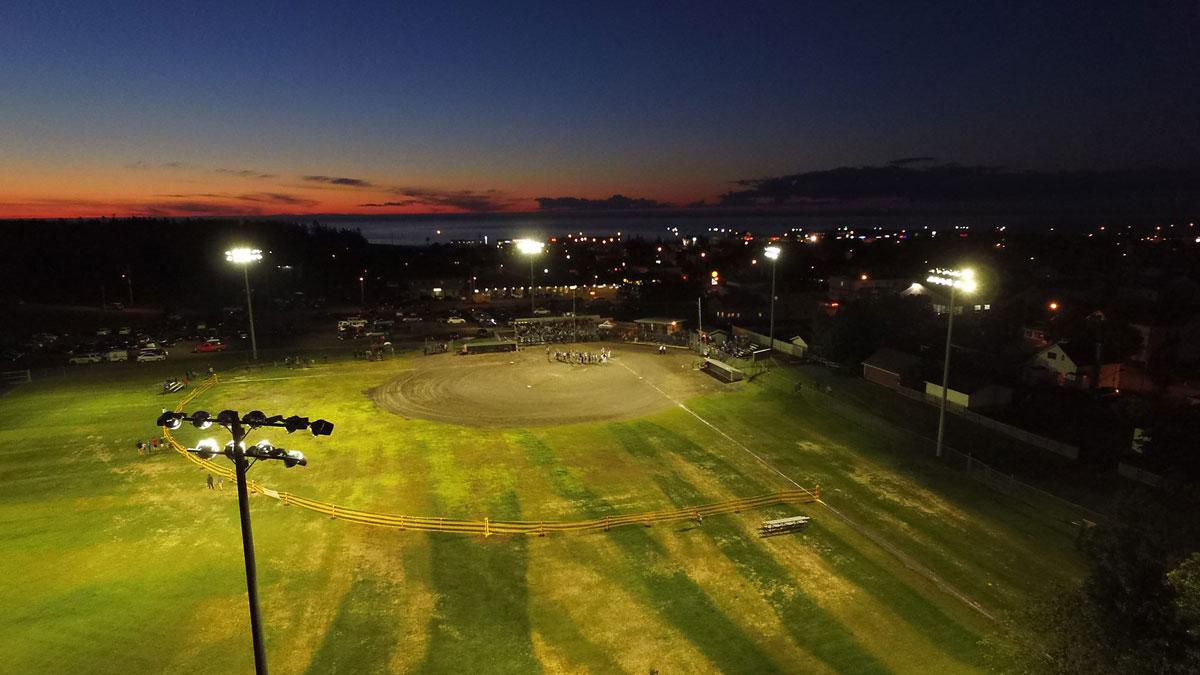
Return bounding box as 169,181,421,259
446,316,466,324
69,353,103,364
137,350,167,362
96,328,112,336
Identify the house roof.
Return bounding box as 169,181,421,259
862,348,921,375
635,317,685,326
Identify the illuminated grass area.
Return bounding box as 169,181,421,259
0,354,1083,674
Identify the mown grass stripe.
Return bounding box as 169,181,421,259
514,432,783,674
611,423,892,675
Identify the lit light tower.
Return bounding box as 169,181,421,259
157,408,333,675
926,267,977,458
516,239,543,317
226,248,262,361
764,246,781,351
569,285,578,341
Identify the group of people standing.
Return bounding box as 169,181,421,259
548,345,611,365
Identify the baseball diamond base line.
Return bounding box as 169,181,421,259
163,375,820,536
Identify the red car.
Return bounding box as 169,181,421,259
193,340,227,353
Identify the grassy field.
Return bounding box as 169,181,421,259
0,351,1084,674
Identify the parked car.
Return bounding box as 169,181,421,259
117,327,132,335
446,316,467,324
96,328,112,336
104,349,128,362
136,350,167,362
2,349,25,362
193,340,227,353
68,353,103,364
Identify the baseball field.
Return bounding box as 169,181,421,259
0,344,1083,673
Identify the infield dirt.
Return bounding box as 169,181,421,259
370,343,730,427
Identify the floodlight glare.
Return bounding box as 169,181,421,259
283,450,307,468
194,438,221,460
515,239,543,255
225,248,263,264
254,439,275,453
192,410,212,429
764,245,781,260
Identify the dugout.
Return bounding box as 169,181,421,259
461,339,517,355
702,358,744,382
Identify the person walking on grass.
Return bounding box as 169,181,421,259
206,473,214,490
216,475,223,490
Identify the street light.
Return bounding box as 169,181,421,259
926,267,977,458
226,248,262,361
764,246,781,352
158,408,333,675
515,239,543,317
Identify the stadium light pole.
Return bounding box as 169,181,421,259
226,248,262,361
570,285,578,341
764,246,781,352
516,239,543,317
158,409,334,675
926,268,977,458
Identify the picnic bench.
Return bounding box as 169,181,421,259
758,515,811,538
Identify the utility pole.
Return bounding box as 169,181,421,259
935,284,955,459
123,268,134,307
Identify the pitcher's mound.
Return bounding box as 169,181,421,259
369,344,727,427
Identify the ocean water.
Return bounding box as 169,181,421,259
295,212,1046,246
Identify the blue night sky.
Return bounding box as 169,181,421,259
1,0,1197,216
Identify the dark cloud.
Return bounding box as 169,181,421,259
215,168,275,179
161,161,189,169
124,161,151,170
139,201,264,216
536,195,670,210
385,187,512,212
303,175,373,187
718,163,1200,210
155,192,319,208
359,200,420,207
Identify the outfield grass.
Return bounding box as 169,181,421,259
0,354,1083,673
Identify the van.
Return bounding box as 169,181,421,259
105,349,128,362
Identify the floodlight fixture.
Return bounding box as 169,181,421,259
309,419,334,437
763,245,781,260
515,239,543,255
217,410,240,428
283,415,309,433
157,411,184,429
192,410,213,429
225,248,263,264
283,450,306,468
926,267,977,293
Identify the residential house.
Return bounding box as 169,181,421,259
925,375,1014,410
1023,341,1122,389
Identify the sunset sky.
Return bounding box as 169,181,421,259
2,1,1198,218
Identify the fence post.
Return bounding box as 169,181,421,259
484,517,492,538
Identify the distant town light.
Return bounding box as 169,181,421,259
1049,302,1059,311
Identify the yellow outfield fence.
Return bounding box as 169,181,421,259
163,374,821,537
